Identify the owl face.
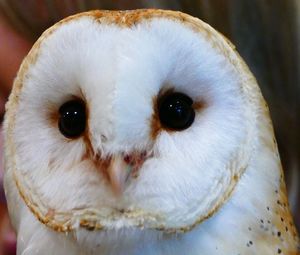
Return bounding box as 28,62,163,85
6,10,256,233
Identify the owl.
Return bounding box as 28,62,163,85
3,9,300,255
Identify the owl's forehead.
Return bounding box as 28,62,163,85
31,15,234,96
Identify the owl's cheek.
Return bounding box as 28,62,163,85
121,154,234,230
122,158,188,213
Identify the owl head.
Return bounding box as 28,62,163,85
4,10,259,236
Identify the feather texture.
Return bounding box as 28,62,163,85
3,10,299,255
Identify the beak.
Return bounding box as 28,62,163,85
106,155,131,195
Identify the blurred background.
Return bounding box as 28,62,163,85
0,1,299,254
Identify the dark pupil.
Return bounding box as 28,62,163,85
158,92,195,130
58,100,86,138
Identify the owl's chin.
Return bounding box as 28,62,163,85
29,202,201,234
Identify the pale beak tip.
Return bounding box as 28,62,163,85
106,155,131,195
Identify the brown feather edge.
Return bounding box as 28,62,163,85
3,9,278,234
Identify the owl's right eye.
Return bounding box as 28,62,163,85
58,100,86,138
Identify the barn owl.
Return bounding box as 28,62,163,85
3,9,300,255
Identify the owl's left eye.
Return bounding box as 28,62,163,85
158,92,195,131
58,100,86,138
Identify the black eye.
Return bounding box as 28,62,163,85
158,92,195,130
58,100,86,138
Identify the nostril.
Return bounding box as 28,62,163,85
124,155,132,164
123,151,148,167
